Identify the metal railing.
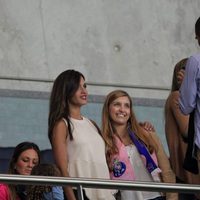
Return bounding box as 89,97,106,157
0,174,199,200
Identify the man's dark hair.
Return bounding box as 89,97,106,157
195,17,200,37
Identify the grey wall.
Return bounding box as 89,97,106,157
0,0,200,98
0,1,199,151
0,91,167,153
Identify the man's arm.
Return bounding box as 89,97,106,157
179,56,198,114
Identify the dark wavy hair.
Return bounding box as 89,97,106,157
8,142,40,200
195,16,200,37
27,164,62,200
48,69,85,143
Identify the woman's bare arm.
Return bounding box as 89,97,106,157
51,120,76,200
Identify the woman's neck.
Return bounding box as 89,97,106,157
69,106,82,120
114,124,132,145
115,125,127,138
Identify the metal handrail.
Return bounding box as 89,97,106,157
0,75,170,91
0,174,199,200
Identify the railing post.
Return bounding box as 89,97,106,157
77,184,84,200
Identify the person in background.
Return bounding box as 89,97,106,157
27,163,64,200
179,16,200,173
102,90,178,200
48,69,115,200
0,142,40,200
165,58,200,200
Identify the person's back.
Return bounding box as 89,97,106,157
165,59,200,200
165,88,200,184
179,17,200,175
165,91,189,181
179,53,200,149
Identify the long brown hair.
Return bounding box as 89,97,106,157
102,90,157,169
171,58,188,92
164,58,188,119
48,69,85,143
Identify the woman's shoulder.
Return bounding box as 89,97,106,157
165,91,180,112
82,117,97,126
0,184,8,190
52,119,69,138
142,129,161,148
166,91,179,102
171,90,179,98
81,116,91,122
0,184,9,199
55,118,68,128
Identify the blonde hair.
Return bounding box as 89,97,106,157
102,90,157,170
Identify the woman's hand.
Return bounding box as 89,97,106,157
139,121,155,132
177,69,185,85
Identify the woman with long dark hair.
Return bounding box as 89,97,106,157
48,69,115,200
0,141,40,200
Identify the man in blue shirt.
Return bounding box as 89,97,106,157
179,16,200,174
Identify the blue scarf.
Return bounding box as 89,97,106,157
127,127,161,178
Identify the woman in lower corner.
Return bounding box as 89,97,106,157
0,142,40,200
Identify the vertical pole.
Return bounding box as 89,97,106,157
77,184,84,200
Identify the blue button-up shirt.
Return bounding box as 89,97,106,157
43,186,64,200
179,53,200,149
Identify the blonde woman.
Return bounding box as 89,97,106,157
102,90,177,200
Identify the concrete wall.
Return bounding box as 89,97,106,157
0,1,200,150
0,0,200,98
0,93,167,152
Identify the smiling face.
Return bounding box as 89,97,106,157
15,149,39,175
69,76,88,107
109,96,131,127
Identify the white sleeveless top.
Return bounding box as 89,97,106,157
120,144,161,200
63,117,115,200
